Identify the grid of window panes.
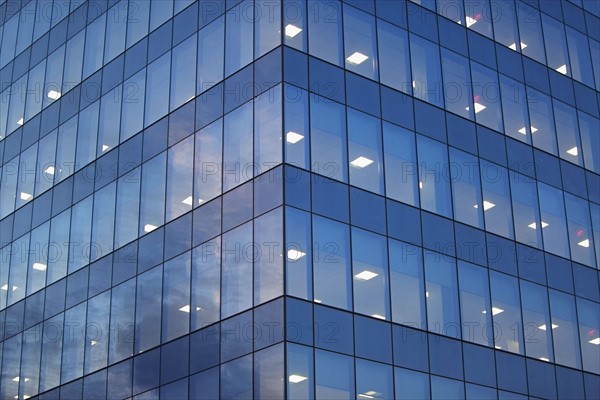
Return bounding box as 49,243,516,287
0,0,599,399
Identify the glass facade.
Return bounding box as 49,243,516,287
0,0,599,399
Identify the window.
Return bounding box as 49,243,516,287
352,228,389,320
510,171,542,249
516,3,546,64
417,135,452,218
356,359,393,399
537,183,569,258
221,221,253,318
578,111,600,173
135,266,162,353
224,101,254,191
576,298,600,374
458,261,492,346
221,354,252,399
442,48,473,120
287,343,314,399
83,14,106,79
308,0,343,66
566,26,594,87
489,271,524,354
315,350,355,399
528,88,557,155
255,0,281,58
284,85,310,169
549,290,582,369
410,34,443,107
449,148,483,228
104,2,127,64
492,0,520,51
425,251,461,339
254,208,283,305
286,207,312,300
194,119,223,203
542,15,570,76
383,122,419,207
171,34,197,111
553,99,583,165
254,343,284,399
145,52,171,127
191,238,221,329
283,0,307,51
225,0,253,77
139,152,167,236
377,20,411,93
121,69,146,142
347,109,384,194
197,17,225,93
109,279,135,363
564,194,596,268
312,215,351,310
500,75,531,143
310,94,348,183
470,61,503,132
464,0,493,39
520,281,553,362
85,291,111,374
254,84,282,173
480,160,514,239
76,103,100,169
395,367,430,400
98,85,123,155
343,5,377,80
166,136,194,221
91,183,116,263
389,240,426,329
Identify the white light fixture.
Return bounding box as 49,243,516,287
20,192,33,201
314,299,322,303
285,24,303,38
288,374,308,383
144,224,157,233
351,156,374,168
102,144,110,152
32,263,47,271
425,291,429,298
567,146,578,156
518,126,538,135
196,307,202,311
17,117,24,126
47,90,61,100
1,284,17,291
355,270,378,280
182,196,193,206
287,249,306,261
508,42,527,51
556,64,567,74
179,305,191,313
346,52,369,65
44,166,55,175
91,340,98,346
198,198,205,205
358,395,374,399
528,221,549,229
483,307,504,316
495,345,502,349
372,314,386,320
538,324,558,331
474,201,495,211
589,337,600,345
465,102,486,113
539,357,550,362
12,377,29,382
419,181,424,189
286,131,304,144
466,15,478,27
578,239,590,248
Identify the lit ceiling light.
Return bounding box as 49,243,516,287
419,181,424,189
23,396,31,400
182,196,193,206
518,126,538,135
44,166,55,175
538,324,558,331
556,64,567,74
179,305,191,313
346,52,369,65
567,146,578,156
47,90,61,100
412,80,416,88
20,192,33,201
198,198,205,205
495,345,502,349
314,299,322,303
528,221,549,229
144,224,157,233
32,263,47,271
539,357,549,362
102,144,110,152
578,239,590,248
196,307,202,311
372,314,386,320
285,24,303,38
482,307,504,315
465,103,486,113
508,42,527,51
425,291,429,298
351,156,374,168
287,249,306,261
91,340,98,346
474,201,495,211
288,374,308,383
17,117,24,126
589,337,600,345
466,15,478,27
12,377,29,382
286,131,304,144
358,395,374,399
1,284,18,291
355,270,378,280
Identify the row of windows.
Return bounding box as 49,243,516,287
0,0,281,140
3,296,598,400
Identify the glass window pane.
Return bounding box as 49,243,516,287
254,343,284,399
377,20,411,93
510,171,542,248
39,314,63,391
410,34,443,107
287,343,314,400
566,26,594,87
549,290,582,369
283,0,307,51
121,69,146,142
576,297,600,374
254,84,282,173
500,74,531,143
564,193,596,268
55,116,78,183
520,281,553,362
312,215,351,310
489,271,524,354
542,14,570,76
492,0,520,51
449,148,483,228
192,238,221,329
63,30,85,93
537,182,570,258
170,34,197,111
195,118,223,203
115,167,141,247
464,0,493,38
109,279,135,363
480,160,514,239
221,221,253,318
528,88,557,155
553,99,583,165
442,48,473,120
395,367,430,400
255,0,281,57
348,108,383,194
127,0,150,47
162,251,191,342
390,240,426,329
352,228,389,320
343,5,377,80
83,14,106,79
85,291,111,374
105,2,127,63
135,266,163,353
315,349,355,399
197,17,225,93
285,207,312,300
470,61,503,132
356,359,393,399
516,3,546,64
98,85,123,155
166,135,194,221
221,354,252,399
224,101,253,191
139,152,167,236
458,261,493,346
225,0,254,77
284,85,310,169
425,251,461,339
308,0,343,66
310,94,348,183
91,183,116,263
145,52,171,127
383,122,419,207
77,103,100,169
431,375,464,400
417,135,452,218
25,60,46,121
254,207,283,305
578,111,600,173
